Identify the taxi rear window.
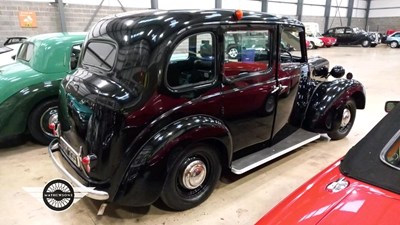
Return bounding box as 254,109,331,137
82,41,116,71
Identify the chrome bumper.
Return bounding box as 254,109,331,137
48,139,109,200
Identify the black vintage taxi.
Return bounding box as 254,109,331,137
48,9,366,211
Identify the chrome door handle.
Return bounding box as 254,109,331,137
271,85,280,94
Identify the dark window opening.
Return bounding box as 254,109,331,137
167,33,215,88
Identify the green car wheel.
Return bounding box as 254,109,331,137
28,99,58,145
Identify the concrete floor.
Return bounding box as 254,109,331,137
1,45,399,225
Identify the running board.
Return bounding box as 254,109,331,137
231,129,320,174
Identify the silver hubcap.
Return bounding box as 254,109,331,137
40,107,58,137
362,40,369,46
228,48,238,58
391,42,398,48
182,160,207,189
340,108,351,127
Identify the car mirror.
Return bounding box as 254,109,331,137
385,101,399,112
330,66,345,78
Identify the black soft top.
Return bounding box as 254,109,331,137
88,9,302,48
340,104,400,193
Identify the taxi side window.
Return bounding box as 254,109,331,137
167,33,215,88
223,31,270,78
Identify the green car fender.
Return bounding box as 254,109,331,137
0,80,61,139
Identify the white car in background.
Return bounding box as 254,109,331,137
0,37,27,66
0,43,21,66
306,35,324,49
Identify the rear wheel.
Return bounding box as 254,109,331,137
327,99,356,140
309,41,315,49
28,99,58,145
390,41,399,48
161,144,221,211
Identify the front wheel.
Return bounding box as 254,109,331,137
390,41,399,48
361,40,370,47
28,99,58,145
327,99,356,140
309,41,315,49
161,144,221,211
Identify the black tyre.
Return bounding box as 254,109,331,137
309,41,315,49
327,98,356,140
28,99,58,145
361,40,370,47
161,144,221,211
370,43,377,47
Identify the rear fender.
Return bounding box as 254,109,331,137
303,79,365,133
0,81,59,139
113,115,232,206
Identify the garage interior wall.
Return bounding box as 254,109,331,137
368,0,400,32
0,0,147,43
1,0,400,44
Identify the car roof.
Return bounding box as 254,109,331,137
27,32,86,44
340,104,400,194
88,9,302,49
22,32,86,73
104,9,300,24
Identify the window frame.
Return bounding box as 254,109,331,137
165,32,217,92
69,44,82,71
380,129,400,170
222,29,273,80
81,39,118,72
16,42,34,62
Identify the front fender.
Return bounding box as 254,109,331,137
113,115,232,206
303,78,365,133
0,80,60,139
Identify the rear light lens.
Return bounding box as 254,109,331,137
81,154,97,173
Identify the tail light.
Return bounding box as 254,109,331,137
81,154,97,173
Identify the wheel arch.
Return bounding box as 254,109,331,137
113,115,233,207
0,81,60,139
302,79,365,133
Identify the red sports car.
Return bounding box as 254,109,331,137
308,33,337,47
257,102,400,225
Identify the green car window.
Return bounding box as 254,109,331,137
17,42,34,61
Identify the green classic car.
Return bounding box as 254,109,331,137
0,32,86,145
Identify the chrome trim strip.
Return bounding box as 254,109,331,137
231,134,321,174
48,139,109,200
379,129,400,170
